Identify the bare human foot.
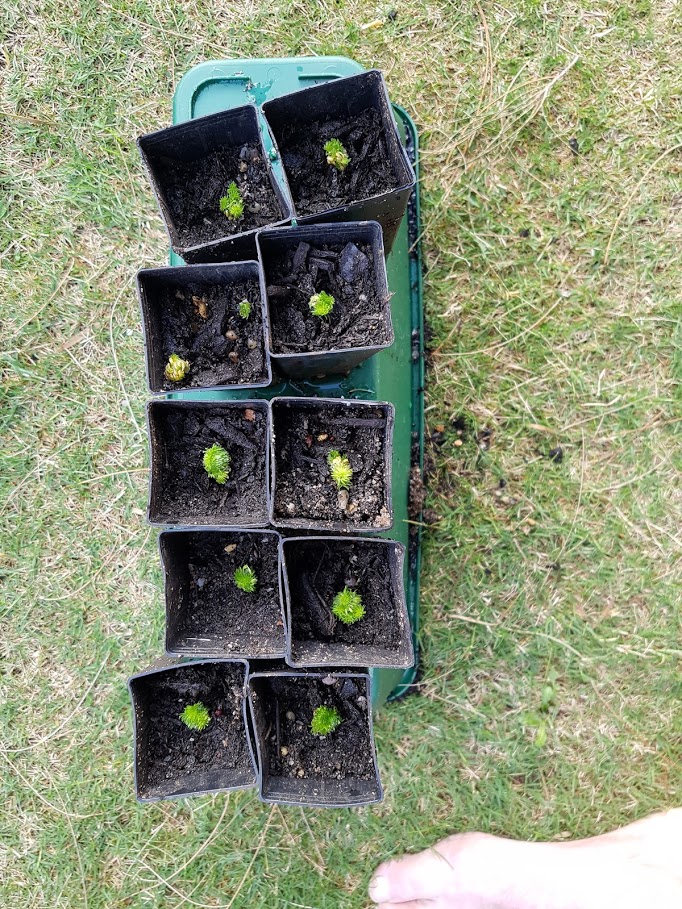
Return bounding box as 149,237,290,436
368,808,682,909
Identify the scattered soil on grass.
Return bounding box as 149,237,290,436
285,539,400,649
170,532,284,657
152,277,267,390
272,401,391,528
140,663,251,793
157,143,283,247
277,108,399,215
151,404,268,525
264,239,390,354
261,676,375,783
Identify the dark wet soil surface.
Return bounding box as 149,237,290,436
272,401,391,529
140,663,252,793
285,538,400,648
169,531,284,657
152,277,267,390
150,403,268,525
158,142,283,247
277,109,399,215
261,676,375,782
264,238,390,354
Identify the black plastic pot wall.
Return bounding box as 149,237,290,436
147,399,270,527
161,528,286,659
138,104,293,264
270,396,394,532
128,658,256,802
138,260,272,394
256,221,393,378
262,70,415,255
247,669,383,807
281,536,413,669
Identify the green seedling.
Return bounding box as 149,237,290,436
324,138,350,172
164,354,190,383
309,291,335,317
203,444,231,485
179,702,211,732
238,299,251,319
234,565,257,593
310,705,342,736
219,181,244,220
327,450,352,490
332,587,365,625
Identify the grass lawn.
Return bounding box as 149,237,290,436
1,1,681,906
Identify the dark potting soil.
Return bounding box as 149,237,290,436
273,402,391,528
172,532,284,656
151,404,268,524
155,278,267,390
262,676,375,783
286,539,400,649
264,240,389,354
140,663,252,793
158,143,283,247
277,108,399,215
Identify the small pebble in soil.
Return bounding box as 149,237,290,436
286,711,296,721
280,746,288,756
454,439,463,447
196,577,206,588
224,543,237,553
337,489,349,510
228,351,239,364
296,768,305,778
286,502,296,514
247,339,257,350
244,409,255,421
317,433,328,442
225,330,238,341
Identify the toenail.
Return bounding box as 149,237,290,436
369,874,390,902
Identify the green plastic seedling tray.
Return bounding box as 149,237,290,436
169,56,424,707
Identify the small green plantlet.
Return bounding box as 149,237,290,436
219,181,244,220
234,565,257,593
323,138,350,172
238,299,251,319
310,705,342,736
332,587,365,625
309,291,335,317
327,450,352,490
179,702,211,732
203,444,231,485
164,353,190,383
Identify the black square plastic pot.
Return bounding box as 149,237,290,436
147,399,270,527
281,536,413,669
256,221,393,378
270,396,394,532
128,659,256,802
138,261,271,394
247,669,382,807
138,104,293,263
262,70,415,254
161,528,286,659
